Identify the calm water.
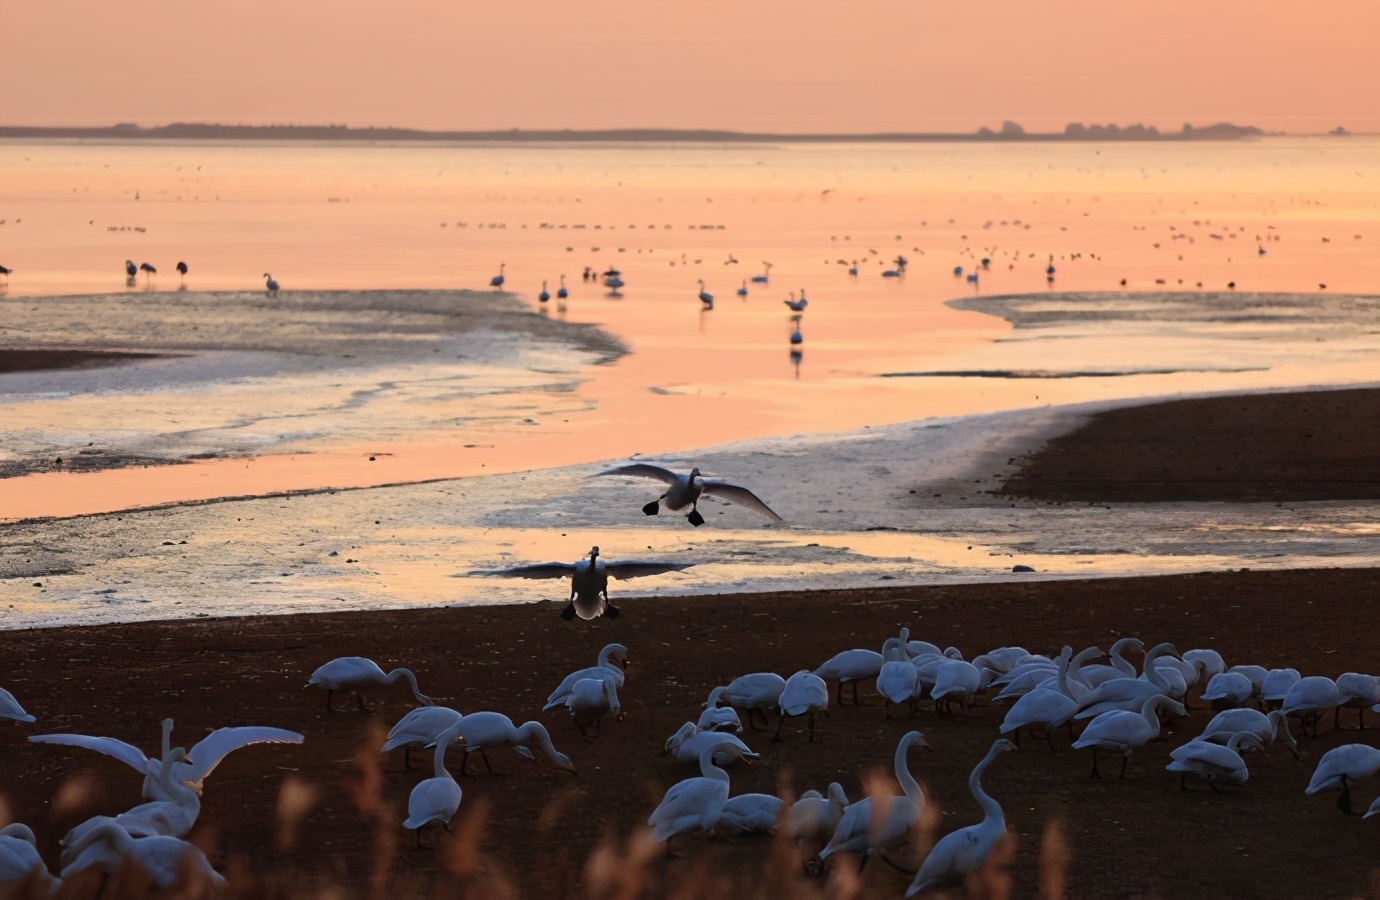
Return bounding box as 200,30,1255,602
1,138,1378,625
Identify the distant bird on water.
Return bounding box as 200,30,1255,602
557,275,568,299
751,262,772,284
490,263,506,288
264,273,280,296
125,259,138,280
598,464,782,527
783,291,808,312
176,261,188,284
539,280,550,303
139,262,157,286
698,279,714,309
737,279,748,298
0,264,10,286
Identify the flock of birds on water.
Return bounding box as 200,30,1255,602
1,461,1377,896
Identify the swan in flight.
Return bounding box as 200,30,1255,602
598,464,782,527
470,546,693,620
1305,743,1380,814
0,687,34,723
820,731,930,869
786,783,849,845
0,824,61,896
543,643,629,710
774,670,828,742
1073,694,1186,778
906,739,1017,897
404,721,465,846
566,678,622,736
59,822,225,890
648,739,756,850
306,657,433,711
451,711,576,775
30,717,303,800
383,706,464,770
1166,732,1260,791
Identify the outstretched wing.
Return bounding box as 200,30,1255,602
184,727,304,783
28,734,152,774
603,561,696,581
700,481,783,521
466,563,578,580
596,463,681,485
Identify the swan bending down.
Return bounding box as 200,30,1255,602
307,657,432,711
1281,676,1341,737
543,643,628,710
1072,695,1186,779
710,674,787,729
62,747,200,863
60,822,225,891
876,642,920,719
470,547,692,620
1305,743,1380,814
1202,672,1255,708
1199,708,1298,759
696,691,743,733
382,706,464,770
0,687,35,723
30,718,303,800
1167,732,1260,791
1000,646,1080,747
566,678,622,736
906,739,1018,897
787,783,849,844
452,711,576,775
404,721,465,845
648,740,756,848
664,724,758,766
1074,642,1180,719
815,645,888,706
597,464,782,527
0,824,61,897
1336,672,1380,729
775,670,828,742
820,731,930,868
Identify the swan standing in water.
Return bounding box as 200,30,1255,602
382,706,464,770
307,657,433,711
0,824,60,896
543,643,628,710
30,717,303,800
566,678,623,736
820,731,931,869
648,740,756,851
0,687,35,723
597,464,782,527
906,739,1017,897
451,711,576,775
404,721,465,846
774,670,828,742
470,546,693,620
1072,695,1186,778
1167,732,1261,791
1305,743,1380,814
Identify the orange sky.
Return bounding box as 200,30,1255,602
4,0,1378,134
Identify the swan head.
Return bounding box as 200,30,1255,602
903,730,933,752
689,467,702,480
0,823,38,845
588,545,600,560
992,738,1018,754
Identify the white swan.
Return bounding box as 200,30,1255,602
1305,743,1380,814
1077,637,1143,687
906,738,1017,896
1074,642,1180,720
404,721,465,845
648,740,756,847
1366,795,1380,819
453,711,576,775
382,706,464,770
597,464,782,527
62,747,200,863
1227,664,1269,695
470,547,692,620
0,824,60,897
306,657,432,711
1183,648,1226,679
1201,672,1255,708
712,673,787,729
877,642,920,718
815,643,888,706
774,670,828,742
1072,694,1186,778
714,794,783,835
1281,675,1341,737
1199,708,1299,758
665,725,758,766
696,689,743,733
971,647,1031,676
30,717,303,800
59,822,225,890
1027,646,1100,701
1000,646,1080,747
543,643,629,710
931,659,986,713
786,783,848,844
820,731,930,867
566,677,622,736
1335,672,1380,729
0,687,35,724
1166,732,1260,791
1261,668,1302,705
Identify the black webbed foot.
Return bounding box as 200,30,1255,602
560,604,577,621
642,500,661,516
604,604,621,619
687,509,705,527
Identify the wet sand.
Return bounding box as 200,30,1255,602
0,349,170,375
1,567,1376,899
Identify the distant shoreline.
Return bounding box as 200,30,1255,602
0,121,1283,144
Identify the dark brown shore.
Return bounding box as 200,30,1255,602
2,567,1378,899
0,349,166,375
1001,387,1380,503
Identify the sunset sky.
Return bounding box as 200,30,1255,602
5,0,1378,134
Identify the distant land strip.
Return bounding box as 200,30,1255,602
0,122,1282,143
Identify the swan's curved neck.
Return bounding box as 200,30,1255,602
1109,639,1139,675
160,718,173,761
1138,695,1169,733
1055,648,1073,698
387,668,426,702
969,745,1007,825
1141,645,1173,690
697,746,731,783
894,735,923,805
517,721,562,763
707,686,726,706
433,728,456,779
